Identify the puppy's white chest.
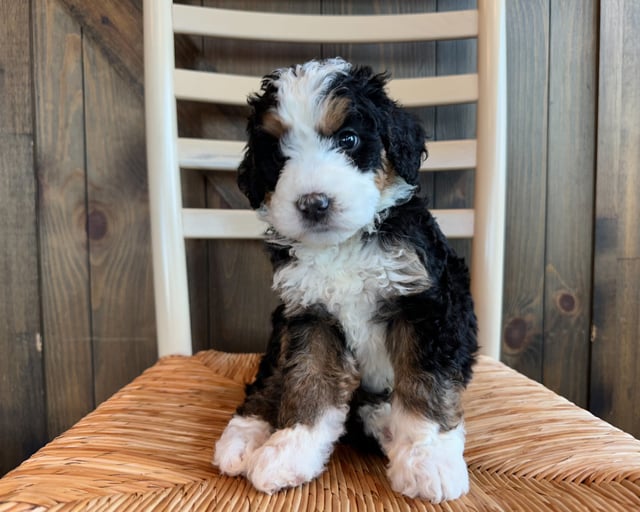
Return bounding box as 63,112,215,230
272,238,431,391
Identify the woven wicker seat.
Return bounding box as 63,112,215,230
1,351,639,511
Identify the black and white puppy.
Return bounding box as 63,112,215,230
213,58,477,503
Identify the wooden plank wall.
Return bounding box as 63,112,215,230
0,0,47,475
591,0,640,435
501,0,599,409
1,0,639,475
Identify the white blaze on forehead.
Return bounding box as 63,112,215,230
271,59,352,131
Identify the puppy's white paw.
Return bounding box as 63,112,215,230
387,414,468,503
213,415,272,476
246,407,346,494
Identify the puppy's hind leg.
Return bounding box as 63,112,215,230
246,307,360,494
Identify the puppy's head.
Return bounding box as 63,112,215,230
238,58,426,246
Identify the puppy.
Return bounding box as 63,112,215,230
213,58,477,503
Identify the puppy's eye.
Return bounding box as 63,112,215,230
337,130,359,151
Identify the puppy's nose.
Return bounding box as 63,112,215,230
296,193,331,221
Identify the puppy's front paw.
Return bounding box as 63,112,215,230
213,415,272,476
387,422,468,503
247,407,346,494
246,428,320,493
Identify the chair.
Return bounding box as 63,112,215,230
1,1,639,510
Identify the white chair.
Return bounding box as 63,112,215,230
145,1,506,361
2,2,639,510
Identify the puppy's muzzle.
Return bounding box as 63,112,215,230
296,193,332,222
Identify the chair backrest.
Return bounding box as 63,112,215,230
143,0,506,359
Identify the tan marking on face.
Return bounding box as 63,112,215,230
261,111,288,138
262,191,274,209
317,95,352,136
375,152,397,191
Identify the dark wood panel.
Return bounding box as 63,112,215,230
59,0,144,96
500,0,549,379
33,0,95,438
591,0,640,437
0,2,33,135
541,0,598,408
0,0,46,475
199,0,321,352
59,0,200,100
0,137,45,476
83,37,156,404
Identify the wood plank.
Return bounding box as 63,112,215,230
32,0,95,440
83,37,156,405
59,0,144,96
59,0,200,99
200,0,321,353
183,209,266,239
0,0,46,474
500,0,549,379
591,0,640,437
541,0,597,408
173,4,478,42
177,138,477,171
174,69,478,107
182,208,474,239
175,0,210,354
433,0,477,265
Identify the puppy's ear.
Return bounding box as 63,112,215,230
237,112,267,209
237,79,283,209
357,68,426,186
383,105,427,186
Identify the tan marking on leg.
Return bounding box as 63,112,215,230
387,317,464,431
279,314,360,428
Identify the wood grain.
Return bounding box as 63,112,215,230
0,0,46,475
500,0,549,379
591,0,640,437
33,0,95,439
176,0,211,353
432,0,476,264
59,0,199,99
541,0,598,408
59,0,144,96
83,37,156,404
199,0,321,352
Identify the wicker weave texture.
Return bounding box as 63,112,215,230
1,352,639,511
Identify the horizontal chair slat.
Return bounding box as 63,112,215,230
183,209,266,239
174,70,478,107
387,74,478,107
178,139,243,170
182,208,474,239
172,5,478,43
178,138,477,171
